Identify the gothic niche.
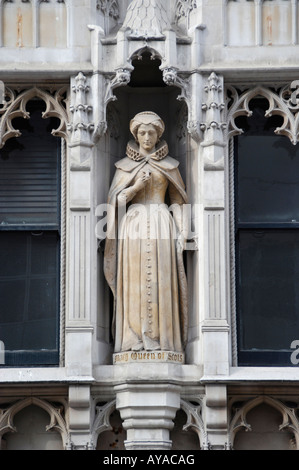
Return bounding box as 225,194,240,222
103,49,189,361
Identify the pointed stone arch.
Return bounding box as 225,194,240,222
0,397,70,450
228,395,299,450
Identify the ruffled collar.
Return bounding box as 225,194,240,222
126,140,169,162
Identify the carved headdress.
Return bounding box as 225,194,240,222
129,111,165,141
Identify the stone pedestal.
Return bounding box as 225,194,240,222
114,381,181,450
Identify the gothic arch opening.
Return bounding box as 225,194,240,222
233,402,296,450
1,403,64,450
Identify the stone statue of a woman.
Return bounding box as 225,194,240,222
104,112,188,354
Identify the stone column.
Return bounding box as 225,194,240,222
64,72,95,449
200,73,229,376
65,72,94,380
115,382,181,450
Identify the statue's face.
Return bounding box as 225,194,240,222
137,124,159,152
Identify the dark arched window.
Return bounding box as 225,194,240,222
0,99,61,366
235,98,299,366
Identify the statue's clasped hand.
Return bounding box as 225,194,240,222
140,168,151,182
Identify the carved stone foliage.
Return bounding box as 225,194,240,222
0,397,70,450
122,0,171,39
0,84,69,148
226,81,299,145
228,396,299,450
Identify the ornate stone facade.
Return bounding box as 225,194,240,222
0,0,299,452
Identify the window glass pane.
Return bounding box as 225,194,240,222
237,134,299,224
236,99,299,224
0,231,59,362
0,100,60,227
237,230,299,353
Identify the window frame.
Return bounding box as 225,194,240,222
0,99,64,367
231,96,299,367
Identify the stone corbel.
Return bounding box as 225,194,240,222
200,72,226,170
68,72,95,170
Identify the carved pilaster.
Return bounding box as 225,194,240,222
68,72,94,169
180,398,209,450
201,72,226,170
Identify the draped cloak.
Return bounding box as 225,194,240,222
103,141,188,352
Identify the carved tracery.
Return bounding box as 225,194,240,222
175,0,197,30
122,0,171,39
228,396,299,450
180,398,209,449
0,85,69,148
91,399,117,447
227,82,299,145
0,397,70,449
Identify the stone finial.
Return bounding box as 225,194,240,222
122,0,171,39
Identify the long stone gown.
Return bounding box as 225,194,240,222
104,140,188,353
